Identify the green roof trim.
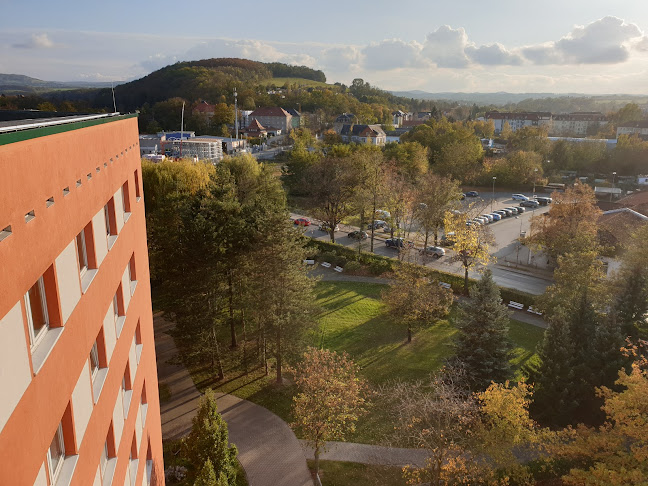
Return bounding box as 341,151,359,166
0,113,138,146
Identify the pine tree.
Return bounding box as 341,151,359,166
183,390,238,484
194,458,229,486
453,269,513,391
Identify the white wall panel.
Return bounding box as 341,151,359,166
33,462,48,486
103,304,117,364
0,302,32,433
112,388,125,446
71,359,94,444
121,266,131,311
113,188,125,233
92,209,108,265
54,239,82,324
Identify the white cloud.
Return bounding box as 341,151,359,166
421,25,470,68
361,39,423,70
465,43,523,66
319,46,361,72
522,16,645,64
12,33,54,49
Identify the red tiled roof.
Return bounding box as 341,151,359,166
617,191,648,207
249,107,290,118
193,102,215,113
245,119,266,131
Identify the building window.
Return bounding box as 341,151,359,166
122,181,131,214
47,423,65,483
90,341,100,378
75,231,88,277
134,170,141,200
104,204,112,237
25,277,49,348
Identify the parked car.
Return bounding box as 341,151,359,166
293,217,311,226
520,200,539,208
348,230,368,240
367,220,387,230
514,206,526,213
535,196,552,205
420,246,446,258
460,193,466,200
319,223,340,232
493,210,508,218
501,208,514,216
385,238,413,249
512,194,529,201
475,216,489,224
489,213,502,221
465,191,479,197
440,232,456,247
481,214,494,222
375,209,391,219
506,207,523,215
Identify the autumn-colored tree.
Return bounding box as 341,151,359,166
549,340,648,485
529,184,601,260
500,121,513,140
415,173,462,247
387,367,491,486
353,148,386,252
382,264,453,342
183,390,238,484
383,141,429,183
444,210,494,293
304,156,361,243
193,458,227,486
291,348,367,483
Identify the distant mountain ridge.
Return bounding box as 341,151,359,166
0,73,117,93
390,90,648,106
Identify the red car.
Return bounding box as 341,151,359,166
293,218,311,226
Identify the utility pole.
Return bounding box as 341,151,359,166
180,101,185,158
234,88,238,141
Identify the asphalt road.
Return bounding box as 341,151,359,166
290,193,554,295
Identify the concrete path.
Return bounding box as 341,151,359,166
300,440,428,468
216,393,313,486
154,314,202,441
153,314,313,486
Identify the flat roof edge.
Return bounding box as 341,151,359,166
0,113,138,147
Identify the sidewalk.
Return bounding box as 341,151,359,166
153,314,313,486
300,440,428,468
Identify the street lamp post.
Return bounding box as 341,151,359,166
611,171,617,201
491,176,497,213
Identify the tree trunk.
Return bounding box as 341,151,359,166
434,227,439,245
228,271,238,348
407,323,412,343
464,266,469,294
424,230,429,249
371,194,377,252
314,448,322,486
212,327,225,381
275,325,282,384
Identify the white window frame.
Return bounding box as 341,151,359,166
25,277,49,349
90,341,100,379
76,230,88,277
47,423,65,484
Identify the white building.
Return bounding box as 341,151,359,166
617,121,648,139
551,112,607,136
485,111,552,133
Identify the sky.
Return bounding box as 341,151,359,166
1,0,648,94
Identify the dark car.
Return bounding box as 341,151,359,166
440,232,456,247
348,230,368,240
535,196,552,205
420,246,446,258
520,200,539,208
465,191,479,197
367,220,387,230
507,206,524,214
385,238,413,249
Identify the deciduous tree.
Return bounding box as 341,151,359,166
292,348,367,483
382,264,453,343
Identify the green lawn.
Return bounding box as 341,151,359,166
307,460,405,486
186,281,544,444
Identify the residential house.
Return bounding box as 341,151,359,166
286,108,302,129
551,112,607,136
485,111,552,133
241,119,268,138
248,107,292,133
340,124,386,146
617,120,648,140
333,113,356,133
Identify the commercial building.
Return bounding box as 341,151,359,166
0,113,164,486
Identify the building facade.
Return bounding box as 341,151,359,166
340,124,387,146
0,114,164,486
551,112,607,136
617,121,648,140
485,111,552,133
248,107,292,133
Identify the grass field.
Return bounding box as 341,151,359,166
186,280,544,444
266,77,331,88
307,460,404,486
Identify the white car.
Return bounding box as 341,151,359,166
512,194,529,201
481,214,494,222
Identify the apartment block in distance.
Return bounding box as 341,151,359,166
0,113,164,486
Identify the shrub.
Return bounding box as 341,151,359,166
344,261,362,273
370,259,392,275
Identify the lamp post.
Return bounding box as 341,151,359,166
611,171,617,201
491,176,497,213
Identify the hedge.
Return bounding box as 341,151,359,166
305,239,537,306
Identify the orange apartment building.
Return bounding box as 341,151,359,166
0,114,164,486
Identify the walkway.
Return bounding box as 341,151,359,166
300,440,428,468
153,314,313,486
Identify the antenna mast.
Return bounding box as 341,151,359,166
234,87,238,141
